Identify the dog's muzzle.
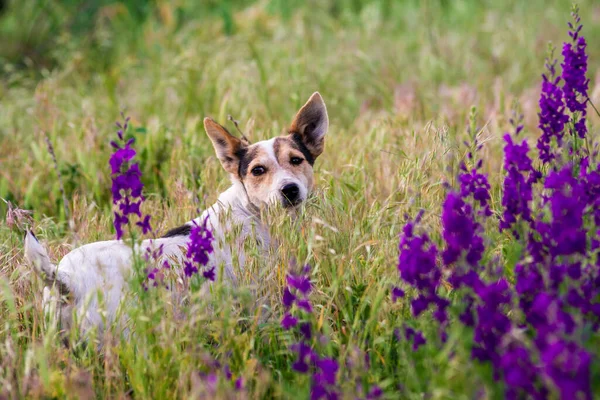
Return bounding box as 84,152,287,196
281,183,301,207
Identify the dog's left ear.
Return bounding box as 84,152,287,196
204,117,247,177
289,92,329,160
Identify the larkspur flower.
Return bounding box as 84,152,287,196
403,326,426,351
397,212,448,324
500,343,545,400
541,340,592,400
561,7,589,139
500,125,538,237
538,51,569,164
442,192,484,272
281,264,339,399
459,159,491,217
535,165,587,259
110,115,151,240
183,218,214,279
471,279,512,367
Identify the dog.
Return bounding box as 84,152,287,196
24,92,329,334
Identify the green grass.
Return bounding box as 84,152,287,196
1,0,600,398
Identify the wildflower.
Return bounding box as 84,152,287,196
561,7,589,139
391,287,404,302
538,50,569,163
535,165,586,259
183,218,214,279
403,326,426,351
397,213,448,324
110,115,151,239
500,126,537,237
541,340,591,400
471,279,512,367
282,264,339,399
366,385,383,399
459,159,491,217
499,343,544,399
441,192,484,270
281,313,298,330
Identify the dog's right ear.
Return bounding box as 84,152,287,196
204,117,247,177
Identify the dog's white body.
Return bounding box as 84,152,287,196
24,92,328,335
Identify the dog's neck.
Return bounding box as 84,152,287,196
215,179,258,221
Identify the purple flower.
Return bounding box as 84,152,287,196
297,298,313,313
110,116,151,239
403,326,426,351
109,145,136,174
500,344,544,399
561,10,589,139
471,279,512,367
441,193,484,269
501,129,538,238
397,212,449,335
538,55,569,164
535,165,587,259
183,218,214,279
283,287,296,308
136,215,152,234
459,159,491,216
299,322,312,340
541,340,591,400
287,273,312,295
391,287,404,302
281,313,298,330
367,385,383,399
291,342,314,373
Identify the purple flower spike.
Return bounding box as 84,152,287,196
184,218,214,279
404,326,426,351
283,287,296,308
561,11,589,139
391,287,405,302
110,115,152,239
281,313,298,330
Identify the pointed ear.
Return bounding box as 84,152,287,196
289,92,329,160
204,117,247,177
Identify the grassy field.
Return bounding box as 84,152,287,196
1,0,600,398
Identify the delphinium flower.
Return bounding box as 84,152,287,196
195,355,245,396
540,340,591,400
183,217,215,280
281,264,339,399
561,5,589,140
499,342,546,400
535,166,587,260
514,162,596,397
143,243,171,289
110,114,152,239
470,279,512,369
537,48,569,164
397,210,448,328
458,142,491,218
500,123,538,239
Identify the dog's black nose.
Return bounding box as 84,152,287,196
281,183,300,205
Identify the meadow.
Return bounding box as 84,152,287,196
1,0,600,398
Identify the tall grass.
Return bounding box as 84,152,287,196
1,0,600,398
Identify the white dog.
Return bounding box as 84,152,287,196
24,92,329,334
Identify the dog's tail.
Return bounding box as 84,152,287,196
24,230,60,282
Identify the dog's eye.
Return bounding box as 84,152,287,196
251,166,266,176
290,157,303,165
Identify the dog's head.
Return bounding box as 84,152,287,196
204,92,328,209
